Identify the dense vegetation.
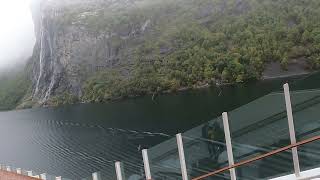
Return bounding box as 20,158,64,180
2,0,320,107
82,0,320,103
0,68,31,110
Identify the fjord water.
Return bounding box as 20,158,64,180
0,77,311,179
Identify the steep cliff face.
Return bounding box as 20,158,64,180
31,0,147,104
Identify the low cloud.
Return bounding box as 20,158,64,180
0,0,36,70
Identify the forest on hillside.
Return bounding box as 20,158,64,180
1,0,320,108
0,69,31,110
82,0,320,103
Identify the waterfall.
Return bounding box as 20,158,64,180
34,15,45,96
34,14,55,102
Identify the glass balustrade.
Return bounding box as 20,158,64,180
291,89,320,172
182,117,230,180
148,136,181,180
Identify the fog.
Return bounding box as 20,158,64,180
0,0,36,70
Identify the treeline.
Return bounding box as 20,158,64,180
81,0,320,103
0,69,31,110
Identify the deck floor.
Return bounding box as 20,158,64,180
0,170,39,180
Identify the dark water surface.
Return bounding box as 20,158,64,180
0,77,309,179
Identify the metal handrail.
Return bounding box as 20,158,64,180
192,135,320,180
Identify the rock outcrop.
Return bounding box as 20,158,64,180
30,0,157,104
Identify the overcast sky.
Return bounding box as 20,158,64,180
0,0,36,69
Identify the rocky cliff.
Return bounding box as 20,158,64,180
28,0,320,106
30,0,151,104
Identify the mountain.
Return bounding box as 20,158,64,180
1,0,320,109
0,65,31,110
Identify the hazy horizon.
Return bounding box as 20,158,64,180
0,0,36,70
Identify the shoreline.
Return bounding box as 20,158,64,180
1,72,312,112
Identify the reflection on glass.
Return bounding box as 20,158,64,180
227,92,295,178
148,137,181,180
99,164,118,180
123,161,145,180
223,149,294,180
298,141,320,172
232,145,294,179
182,117,230,180
290,71,320,91
290,89,320,172
291,89,320,140
123,86,320,180
81,175,93,180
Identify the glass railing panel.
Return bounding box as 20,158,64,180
21,169,29,176
31,171,45,179
148,136,181,180
81,175,93,180
14,167,22,174
298,141,320,172
10,166,16,173
2,165,10,172
55,177,72,180
290,89,320,140
182,117,230,180
3,165,10,171
59,177,72,180
123,161,145,180
290,71,320,91
100,164,117,180
228,92,291,164
41,173,57,180
92,172,103,180
2,165,12,172
221,149,294,180
194,149,294,180
234,140,320,180
233,145,293,180
31,170,43,178
11,166,24,175
290,89,320,172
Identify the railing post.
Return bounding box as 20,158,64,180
142,149,152,180
283,83,301,177
222,112,237,180
115,161,124,180
27,171,33,176
16,168,22,174
40,173,47,180
6,166,11,172
176,133,189,180
92,172,101,180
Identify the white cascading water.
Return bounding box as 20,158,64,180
35,12,55,102
34,15,45,97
